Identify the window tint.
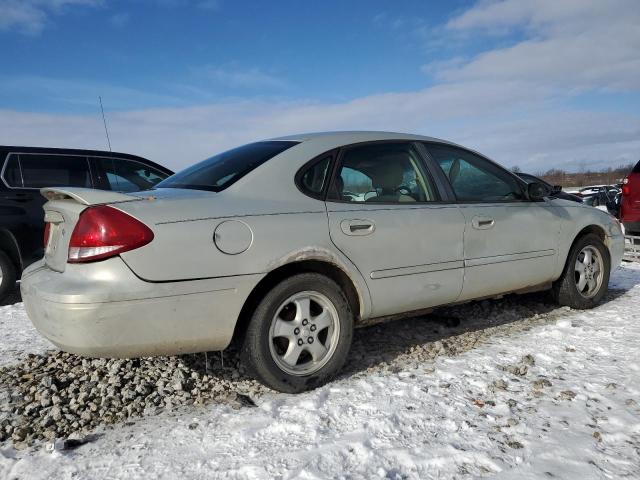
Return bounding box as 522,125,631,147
299,155,332,197
328,143,437,203
426,144,524,202
3,154,91,189
95,157,167,192
158,141,297,192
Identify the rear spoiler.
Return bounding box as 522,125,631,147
40,187,145,206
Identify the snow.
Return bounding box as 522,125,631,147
1,264,640,479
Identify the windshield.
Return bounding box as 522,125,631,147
157,141,298,192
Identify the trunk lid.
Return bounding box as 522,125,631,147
41,187,148,272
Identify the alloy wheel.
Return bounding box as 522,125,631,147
268,291,340,376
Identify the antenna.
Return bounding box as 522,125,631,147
98,96,112,152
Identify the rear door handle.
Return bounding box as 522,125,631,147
472,216,495,230
340,219,375,236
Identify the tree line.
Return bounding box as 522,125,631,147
511,163,635,188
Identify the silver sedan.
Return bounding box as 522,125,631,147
21,132,625,392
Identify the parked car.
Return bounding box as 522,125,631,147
0,146,172,298
21,132,624,392
515,173,582,203
581,186,621,217
621,160,640,235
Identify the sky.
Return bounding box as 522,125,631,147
0,0,639,173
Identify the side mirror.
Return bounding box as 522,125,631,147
527,182,549,201
552,185,562,194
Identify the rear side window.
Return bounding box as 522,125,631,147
633,160,640,173
158,141,298,192
328,143,438,203
94,157,168,192
298,155,332,198
3,153,91,189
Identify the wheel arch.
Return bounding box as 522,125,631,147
571,224,607,251
555,224,609,281
232,258,366,345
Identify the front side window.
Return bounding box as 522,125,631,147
426,144,524,202
158,141,298,192
94,157,167,192
328,143,437,203
3,154,91,189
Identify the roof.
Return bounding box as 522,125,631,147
0,145,173,174
269,131,451,144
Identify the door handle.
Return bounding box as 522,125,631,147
472,216,495,230
340,219,375,236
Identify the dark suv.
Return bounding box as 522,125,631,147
0,146,172,298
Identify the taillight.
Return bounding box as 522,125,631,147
68,206,154,263
43,222,51,248
622,177,630,196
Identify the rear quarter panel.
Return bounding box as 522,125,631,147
116,139,375,318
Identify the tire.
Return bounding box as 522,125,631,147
552,233,610,309
240,273,354,393
0,250,17,301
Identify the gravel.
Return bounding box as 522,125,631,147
0,349,265,448
0,290,590,449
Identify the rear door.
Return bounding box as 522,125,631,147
424,143,562,301
325,142,465,318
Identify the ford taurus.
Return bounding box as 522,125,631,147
21,132,625,392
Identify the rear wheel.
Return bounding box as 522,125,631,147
0,250,17,301
240,273,353,393
552,233,610,309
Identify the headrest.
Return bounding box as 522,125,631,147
371,157,405,191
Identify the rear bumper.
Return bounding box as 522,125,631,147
20,258,263,357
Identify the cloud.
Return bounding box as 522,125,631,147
1,81,637,173
0,0,102,34
197,0,219,10
109,12,130,28
197,65,287,90
0,74,184,110
0,0,638,175
438,0,640,91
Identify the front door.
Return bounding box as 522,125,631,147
325,142,466,318
424,143,562,301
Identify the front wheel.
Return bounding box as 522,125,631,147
240,273,354,393
552,233,611,309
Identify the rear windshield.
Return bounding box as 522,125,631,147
633,160,640,173
157,141,297,192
